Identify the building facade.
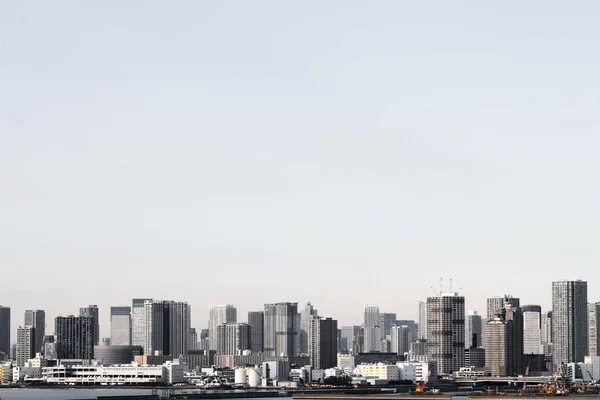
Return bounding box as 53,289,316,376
390,325,410,356
216,323,252,356
0,306,10,359
427,293,465,375
522,305,542,355
552,280,588,369
24,310,45,354
110,306,131,346
208,305,237,351
144,300,190,357
299,302,318,355
16,326,35,367
588,303,600,357
55,315,96,359
131,298,152,349
308,317,337,369
418,301,427,340
466,311,483,348
247,311,264,354
264,302,298,357
364,305,381,353
79,305,100,346
486,295,520,321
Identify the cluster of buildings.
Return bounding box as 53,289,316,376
0,279,598,386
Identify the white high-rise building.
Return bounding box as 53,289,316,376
522,305,542,354
588,303,600,357
208,305,237,351
427,292,465,375
418,301,427,340
552,280,588,369
216,323,251,356
364,305,380,353
299,302,318,354
16,326,35,367
110,307,131,346
390,325,410,355
131,298,152,349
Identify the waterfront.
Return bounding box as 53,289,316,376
0,389,295,400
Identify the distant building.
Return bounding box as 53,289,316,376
364,305,381,353
588,303,600,357
465,311,482,348
189,328,198,351
522,305,542,354
79,305,100,346
427,293,465,374
247,311,264,354
16,326,35,367
487,295,520,321
308,317,337,369
24,310,45,353
264,302,298,357
0,306,10,358
94,343,143,365
390,325,410,356
216,323,251,355
208,305,237,351
110,306,131,346
144,300,190,357
55,315,95,359
131,298,152,349
299,302,318,355
552,280,588,369
418,301,427,340
340,326,361,355
484,305,524,377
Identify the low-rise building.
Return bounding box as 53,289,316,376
397,361,437,383
43,363,166,384
358,363,399,381
453,366,489,378
0,362,12,384
13,366,42,382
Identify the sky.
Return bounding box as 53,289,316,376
1,1,600,341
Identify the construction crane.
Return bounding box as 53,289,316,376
415,372,430,393
518,362,530,395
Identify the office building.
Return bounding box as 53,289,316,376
390,325,410,355
552,280,588,368
264,302,298,357
484,305,524,377
55,315,96,359
308,317,338,369
247,311,264,354
379,312,397,338
299,302,318,355
16,326,35,367
427,292,465,374
418,301,427,340
341,325,361,355
110,307,131,346
0,306,10,359
487,295,520,321
24,310,45,353
208,305,237,351
522,305,542,355
79,305,100,345
364,305,381,353
465,311,483,348
189,328,198,351
145,300,190,357
542,311,553,344
589,303,600,357
131,298,152,349
216,323,252,356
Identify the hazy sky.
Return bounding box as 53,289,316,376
2,1,600,340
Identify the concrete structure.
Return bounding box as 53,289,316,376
216,322,252,355
145,300,191,357
418,301,427,340
299,302,318,354
110,306,131,346
359,363,399,381
552,280,588,369
264,302,298,357
522,305,542,354
42,363,168,384
208,305,237,351
308,317,338,369
262,360,290,381
588,303,600,357
55,315,96,360
247,311,264,354
13,365,42,382
484,306,524,377
79,305,100,346
93,344,143,365
0,306,10,359
427,292,465,375
24,310,45,353
454,366,489,378
131,298,152,349
397,361,437,383
364,305,381,353
466,311,483,348
487,295,520,321
248,368,261,387
16,326,35,367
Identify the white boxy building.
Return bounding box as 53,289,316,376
43,363,169,384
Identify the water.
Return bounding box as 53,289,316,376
0,388,155,400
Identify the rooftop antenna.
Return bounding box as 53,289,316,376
449,278,453,293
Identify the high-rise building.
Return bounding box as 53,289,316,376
484,305,524,376
340,325,361,355
16,326,35,367
465,311,483,349
208,305,237,351
390,325,410,355
131,298,152,349
247,311,264,354
299,302,318,355
522,305,542,355
189,328,198,351
378,313,397,338
55,315,95,359
24,310,45,354
588,303,600,357
552,280,588,369
216,323,252,355
144,300,190,357
427,292,465,374
264,302,298,357
43,335,56,360
0,306,10,359
79,305,100,345
110,307,131,346
542,311,553,344
487,295,520,321
418,301,427,340
308,317,338,369
364,305,381,353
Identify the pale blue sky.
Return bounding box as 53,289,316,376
1,1,600,339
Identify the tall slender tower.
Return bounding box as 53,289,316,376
363,305,380,353
522,305,542,354
588,303,600,357
308,317,338,369
0,306,11,358
247,311,264,354
264,302,298,357
552,280,588,369
427,292,465,374
131,298,152,349
208,305,237,351
16,326,35,367
465,311,483,348
24,310,45,353
79,305,100,345
110,307,131,346
299,302,318,354
418,301,427,340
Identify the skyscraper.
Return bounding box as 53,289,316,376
390,325,410,355
208,305,237,351
247,311,264,354
131,298,152,349
189,328,198,351
55,315,95,359
299,302,318,354
340,325,361,355
264,302,298,357
110,307,131,346
145,300,190,357
0,306,10,359
465,311,483,348
364,305,380,353
216,323,252,355
522,305,542,355
79,305,100,345
16,326,35,367
308,317,338,369
552,280,588,369
418,301,427,340
484,305,524,377
378,312,397,338
588,303,600,357
542,311,553,344
487,295,520,321
24,310,45,353
427,292,465,374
